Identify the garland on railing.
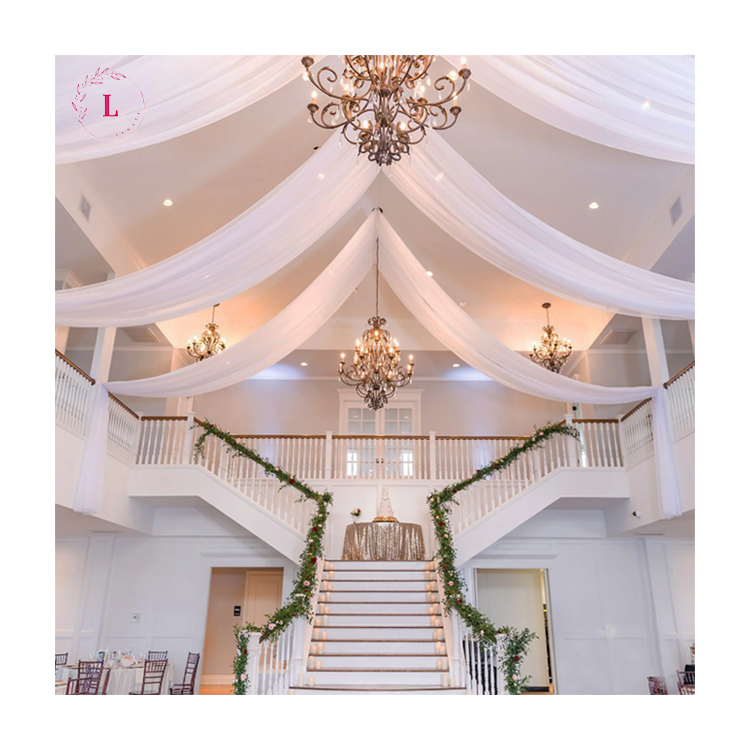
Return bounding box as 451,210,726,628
193,422,333,695
427,422,578,694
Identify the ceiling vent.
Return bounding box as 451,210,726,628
669,196,683,226
600,329,637,346
122,326,160,343
79,195,91,221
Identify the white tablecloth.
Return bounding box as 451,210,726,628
56,664,174,695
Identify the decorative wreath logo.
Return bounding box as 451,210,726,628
72,67,145,141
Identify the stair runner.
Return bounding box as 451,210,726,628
289,560,466,695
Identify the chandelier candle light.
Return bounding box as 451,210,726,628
187,304,227,361
302,55,471,166
529,302,573,373
339,238,414,410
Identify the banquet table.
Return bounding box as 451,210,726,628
342,521,425,561
56,663,174,695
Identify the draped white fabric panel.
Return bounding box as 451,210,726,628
445,55,694,163
72,215,377,514
56,135,378,327
388,132,694,319
56,56,303,164
377,217,682,519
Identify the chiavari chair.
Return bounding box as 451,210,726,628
130,659,168,695
56,653,68,672
170,652,200,695
76,661,104,695
147,650,168,661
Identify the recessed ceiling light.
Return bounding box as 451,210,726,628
300,362,308,367
459,301,467,307
452,363,460,368
588,202,599,210
426,271,434,277
163,199,173,207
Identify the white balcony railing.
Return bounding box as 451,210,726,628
55,350,94,436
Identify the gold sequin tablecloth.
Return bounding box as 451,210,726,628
342,522,425,561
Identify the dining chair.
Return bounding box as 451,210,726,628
76,661,104,695
99,667,111,695
147,650,168,661
130,659,168,695
170,652,200,695
66,676,93,695
56,653,68,671
677,670,695,695
647,676,668,695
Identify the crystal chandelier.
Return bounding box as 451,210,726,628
339,239,414,410
302,55,471,166
529,303,573,373
187,304,227,361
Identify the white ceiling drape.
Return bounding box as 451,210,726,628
56,55,304,164
388,131,694,319
56,134,378,328
377,216,681,520
445,55,694,163
73,214,377,514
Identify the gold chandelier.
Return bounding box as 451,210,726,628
529,303,573,373
187,304,227,361
339,238,414,409
302,55,471,166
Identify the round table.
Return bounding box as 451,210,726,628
342,521,425,561
56,664,174,695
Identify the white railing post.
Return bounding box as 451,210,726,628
246,632,261,695
564,414,575,467
324,431,333,480
429,431,437,481
182,413,195,464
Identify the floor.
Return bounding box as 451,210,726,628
200,683,234,695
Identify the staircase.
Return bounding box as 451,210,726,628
289,560,466,695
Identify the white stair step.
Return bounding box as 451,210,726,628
323,571,436,581
307,670,448,686
290,686,467,695
320,602,438,615
311,626,444,641
327,560,433,572
316,614,441,627
313,654,450,669
321,580,433,593
311,640,444,655
321,591,439,603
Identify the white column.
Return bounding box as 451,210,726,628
88,272,117,382
685,273,695,355
641,318,670,386
55,269,82,355
165,350,194,415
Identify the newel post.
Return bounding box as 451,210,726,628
564,413,576,467
246,632,261,695
182,412,195,465
429,431,437,481
324,431,333,480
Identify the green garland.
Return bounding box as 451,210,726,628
428,422,578,694
193,421,333,695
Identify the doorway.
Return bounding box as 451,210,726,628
476,568,555,694
201,567,283,693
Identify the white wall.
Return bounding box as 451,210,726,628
466,514,695,695
192,379,566,436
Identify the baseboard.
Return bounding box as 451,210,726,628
200,674,234,685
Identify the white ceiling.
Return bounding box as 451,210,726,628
55,56,695,381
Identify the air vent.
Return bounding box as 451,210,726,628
122,326,160,343
600,329,637,346
669,196,683,225
79,195,91,221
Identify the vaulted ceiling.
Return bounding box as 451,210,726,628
56,56,695,383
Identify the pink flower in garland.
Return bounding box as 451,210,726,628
304,580,310,587
448,581,454,587
241,673,247,681
268,623,276,631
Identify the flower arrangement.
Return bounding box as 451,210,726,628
350,508,362,522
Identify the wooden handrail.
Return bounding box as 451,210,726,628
664,361,695,389
107,393,139,420
233,434,329,440
141,416,190,421
621,398,652,421
55,349,95,384
572,418,620,424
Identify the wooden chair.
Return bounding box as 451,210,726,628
99,668,111,695
171,652,200,695
677,671,695,695
66,676,93,695
130,659,168,695
56,653,68,671
76,661,104,695
648,676,668,695
147,650,168,661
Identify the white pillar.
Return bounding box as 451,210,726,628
88,272,117,382
641,318,670,386
55,269,82,355
165,350,193,415
687,320,695,355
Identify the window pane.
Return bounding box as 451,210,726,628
385,421,398,434
348,408,361,421
400,409,412,421
385,408,398,420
